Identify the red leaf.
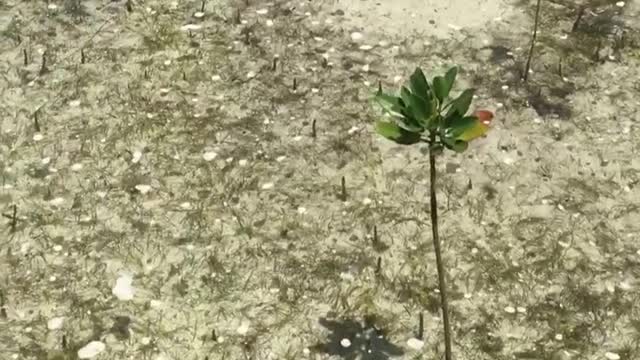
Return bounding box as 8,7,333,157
472,110,494,125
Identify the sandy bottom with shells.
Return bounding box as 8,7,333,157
1,0,640,359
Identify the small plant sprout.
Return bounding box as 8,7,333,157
234,9,241,24
39,50,48,75
372,66,494,360
372,225,388,252
6,204,18,233
572,6,585,32
373,225,378,245
340,176,347,201
33,109,41,132
557,57,563,77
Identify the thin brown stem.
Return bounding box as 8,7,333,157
572,6,585,32
523,0,542,82
429,134,452,360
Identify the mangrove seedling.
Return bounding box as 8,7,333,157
372,66,493,360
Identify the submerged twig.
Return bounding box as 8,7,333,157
523,0,542,82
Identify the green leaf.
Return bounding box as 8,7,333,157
407,93,430,126
376,120,402,138
399,87,424,130
444,115,490,142
432,67,457,103
441,136,469,152
445,115,476,134
400,86,412,108
396,115,424,133
445,88,475,118
433,76,447,103
374,89,423,132
374,91,404,116
409,67,431,100
375,120,422,145
450,140,469,152
444,67,458,92
456,121,490,142
442,111,461,130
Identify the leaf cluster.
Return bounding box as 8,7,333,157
374,67,491,153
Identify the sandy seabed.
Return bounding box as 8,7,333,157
1,0,640,359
